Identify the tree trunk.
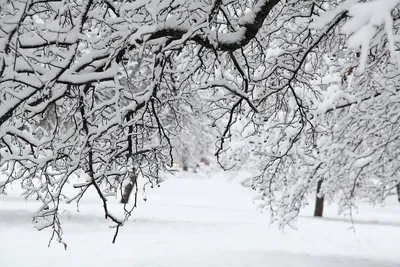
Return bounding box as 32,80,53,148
183,165,188,171
120,174,137,204
396,183,400,203
314,179,324,217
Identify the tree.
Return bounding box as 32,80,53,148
238,0,400,224
397,183,400,203
1,0,400,244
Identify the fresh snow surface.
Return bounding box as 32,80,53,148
1,171,399,267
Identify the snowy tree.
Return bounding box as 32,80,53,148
1,0,400,244
0,0,277,243
240,0,400,224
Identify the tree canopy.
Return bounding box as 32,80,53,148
1,0,399,243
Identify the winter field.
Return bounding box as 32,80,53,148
1,170,399,267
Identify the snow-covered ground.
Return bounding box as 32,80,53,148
1,171,399,267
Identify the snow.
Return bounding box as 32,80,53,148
1,171,400,267
340,0,399,72
310,0,400,72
